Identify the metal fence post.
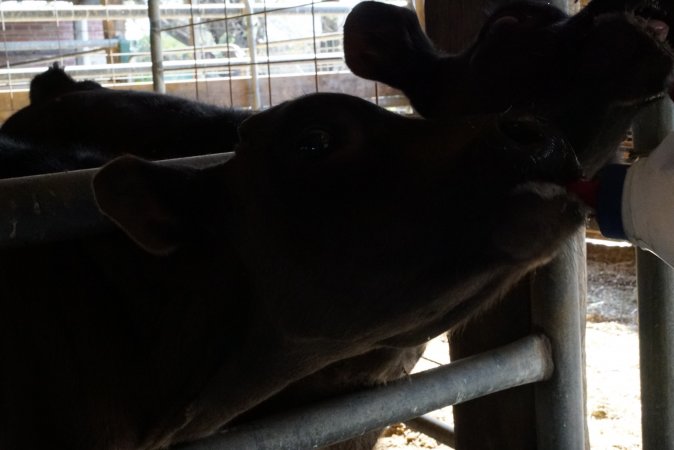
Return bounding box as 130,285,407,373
531,232,588,450
243,0,261,110
148,0,165,94
632,98,674,450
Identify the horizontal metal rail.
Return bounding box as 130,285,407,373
406,415,456,447
0,1,405,22
0,32,344,81
0,54,346,83
0,153,233,248
0,39,119,52
180,334,553,450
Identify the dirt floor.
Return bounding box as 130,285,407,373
375,239,641,450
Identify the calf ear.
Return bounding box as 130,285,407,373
92,155,195,256
344,1,437,90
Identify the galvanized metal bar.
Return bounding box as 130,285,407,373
406,415,455,448
148,0,165,94
531,231,588,450
0,153,233,248
0,39,119,52
0,166,113,246
243,0,260,109
632,97,674,450
0,54,346,80
180,334,553,450
637,249,674,449
0,2,383,22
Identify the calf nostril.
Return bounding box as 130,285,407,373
647,19,669,42
498,117,547,146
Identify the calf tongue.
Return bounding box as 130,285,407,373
566,179,599,209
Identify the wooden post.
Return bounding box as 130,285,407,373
424,1,487,53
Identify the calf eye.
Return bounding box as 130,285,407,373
297,128,332,158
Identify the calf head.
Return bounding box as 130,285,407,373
29,62,102,105
90,93,587,443
344,0,674,175
94,93,584,349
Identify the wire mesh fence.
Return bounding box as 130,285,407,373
0,0,413,120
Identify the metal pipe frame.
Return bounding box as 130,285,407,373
632,97,674,450
0,153,232,248
243,0,261,110
531,231,588,450
148,0,165,94
0,39,119,52
179,334,552,450
0,54,346,82
0,1,407,22
405,415,455,447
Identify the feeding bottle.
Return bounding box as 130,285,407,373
568,132,674,268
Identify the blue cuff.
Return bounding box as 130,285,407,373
596,164,629,240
